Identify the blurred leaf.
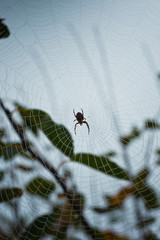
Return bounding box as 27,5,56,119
93,185,136,213
120,127,141,146
145,120,160,129
0,19,10,39
156,149,160,155
144,231,158,240
0,171,4,181
107,185,136,209
68,238,82,240
16,104,74,157
68,192,85,210
136,217,155,228
156,158,160,165
0,129,5,139
21,213,56,240
0,188,23,202
93,207,108,214
103,229,131,240
22,203,79,240
136,185,159,209
15,164,34,172
57,193,66,199
133,168,149,187
0,141,32,161
0,228,9,239
72,153,129,180
103,151,116,157
156,150,160,164
157,72,160,79
133,169,159,209
92,229,105,240
25,177,56,199
63,169,72,180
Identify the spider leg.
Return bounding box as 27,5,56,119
81,108,84,116
73,119,77,122
74,122,79,135
73,109,76,117
83,121,90,134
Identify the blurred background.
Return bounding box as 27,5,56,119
1,0,160,239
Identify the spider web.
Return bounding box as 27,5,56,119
0,0,160,239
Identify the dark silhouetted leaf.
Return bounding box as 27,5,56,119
21,213,56,240
0,171,4,181
21,202,79,240
0,129,5,139
136,185,159,209
133,168,149,186
120,127,141,146
15,164,34,172
107,184,136,209
144,231,158,240
68,192,85,210
145,120,160,129
136,217,155,228
103,151,116,157
156,149,160,155
72,153,129,180
0,188,23,202
157,72,160,79
133,168,159,209
16,104,74,157
103,229,131,240
93,207,108,214
0,141,32,161
156,158,160,165
93,229,105,240
0,19,10,39
107,151,116,157
25,177,56,199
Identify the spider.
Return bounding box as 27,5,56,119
73,108,90,135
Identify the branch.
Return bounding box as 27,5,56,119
0,99,97,240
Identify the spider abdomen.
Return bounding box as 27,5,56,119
76,112,83,121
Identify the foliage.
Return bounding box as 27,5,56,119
72,153,129,180
0,19,10,38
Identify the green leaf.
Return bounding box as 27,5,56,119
144,231,159,240
0,19,10,39
136,185,159,209
120,127,141,146
68,192,85,209
0,188,23,202
21,213,56,240
21,205,73,240
0,171,4,181
16,104,74,157
25,177,56,199
156,149,160,155
133,168,150,186
93,207,108,214
136,217,155,228
0,141,32,161
15,164,34,172
0,129,5,139
72,153,129,180
145,120,160,129
103,151,116,157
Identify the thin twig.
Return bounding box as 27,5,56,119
0,99,97,240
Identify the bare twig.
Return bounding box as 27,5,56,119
0,99,97,240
